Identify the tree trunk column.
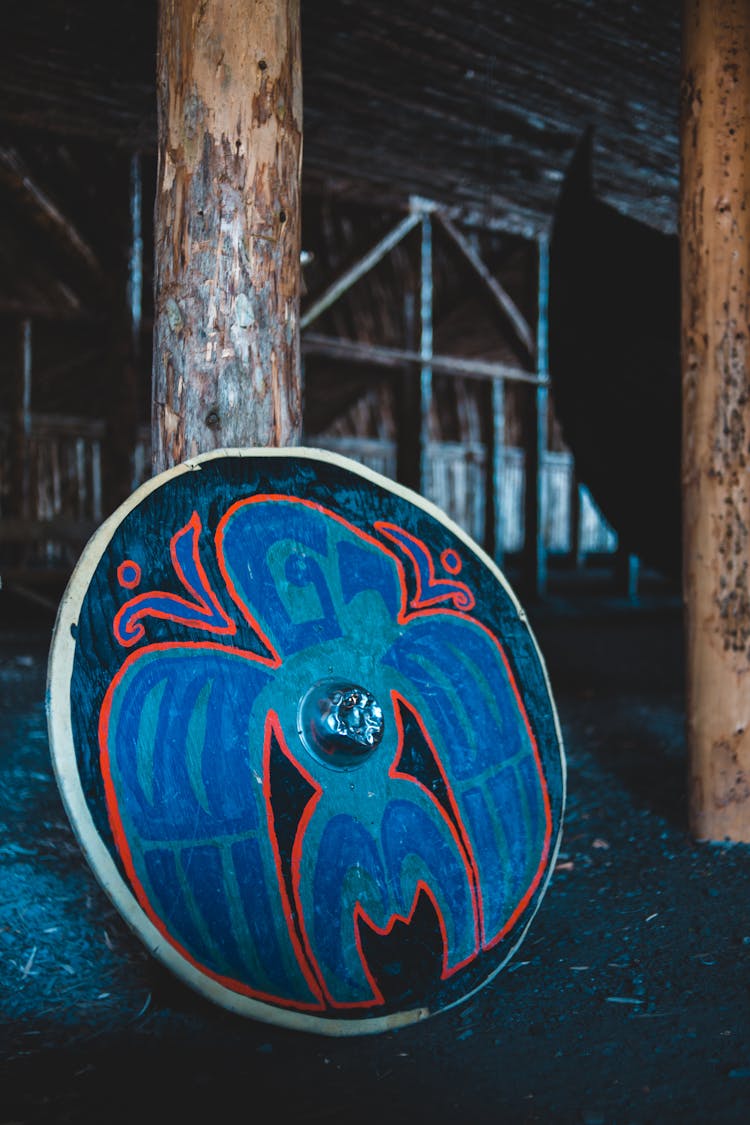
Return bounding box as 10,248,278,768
681,0,750,841
152,0,303,474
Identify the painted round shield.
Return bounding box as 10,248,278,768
47,448,565,1035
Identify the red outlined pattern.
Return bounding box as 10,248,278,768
375,521,476,611
113,512,237,648
100,493,554,1013
117,560,142,589
98,646,323,1011
274,690,482,1010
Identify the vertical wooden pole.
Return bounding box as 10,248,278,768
395,289,421,492
152,0,303,474
485,377,505,567
522,235,549,600
128,152,144,364
614,545,640,601
569,468,582,570
104,152,144,512
419,211,434,496
681,0,750,841
9,318,32,521
536,234,549,598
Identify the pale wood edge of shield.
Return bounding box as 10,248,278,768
45,445,567,1037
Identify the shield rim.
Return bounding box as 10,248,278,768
46,445,567,1037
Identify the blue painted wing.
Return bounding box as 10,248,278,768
103,646,323,1008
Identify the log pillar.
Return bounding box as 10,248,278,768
152,0,303,474
681,0,750,841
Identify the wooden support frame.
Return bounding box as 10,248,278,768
301,334,544,387
300,211,422,330
0,145,101,278
300,197,550,579
433,211,535,362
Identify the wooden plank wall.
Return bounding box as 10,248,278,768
0,415,618,581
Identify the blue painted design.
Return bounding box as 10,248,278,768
180,843,247,977
376,522,475,610
115,514,233,645
101,495,552,1013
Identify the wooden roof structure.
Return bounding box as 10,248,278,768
1,0,680,242
0,0,683,571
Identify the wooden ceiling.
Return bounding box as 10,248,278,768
1,1,681,237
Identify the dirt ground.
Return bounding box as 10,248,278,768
2,569,749,1125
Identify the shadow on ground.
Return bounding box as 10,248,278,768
1,578,749,1125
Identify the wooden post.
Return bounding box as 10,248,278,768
681,0,750,841
419,211,434,496
521,235,549,601
103,153,145,513
128,152,144,364
395,289,421,492
485,377,505,567
152,0,303,474
9,318,32,521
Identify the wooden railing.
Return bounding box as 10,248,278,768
1,415,617,586
0,413,106,580
308,435,618,559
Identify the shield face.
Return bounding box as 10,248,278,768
48,448,565,1035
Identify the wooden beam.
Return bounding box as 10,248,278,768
681,0,750,841
301,334,545,386
434,211,536,361
0,146,101,277
152,0,303,472
300,211,421,330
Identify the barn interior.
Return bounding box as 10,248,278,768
1,3,749,1124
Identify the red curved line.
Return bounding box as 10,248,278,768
389,689,481,956
214,494,553,956
117,560,141,589
285,691,481,1011
103,494,554,1007
113,512,237,647
374,521,475,611
440,548,462,575
479,633,554,950
98,641,321,1009
262,713,326,1006
391,603,553,949
351,880,453,1008
266,713,336,1007
214,494,411,664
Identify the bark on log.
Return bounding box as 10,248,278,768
152,0,303,473
681,0,750,841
